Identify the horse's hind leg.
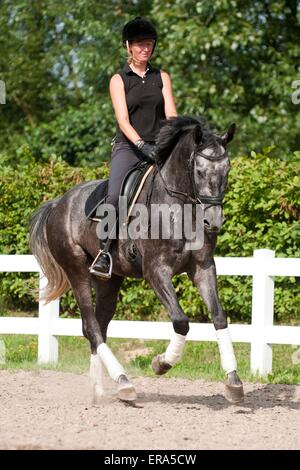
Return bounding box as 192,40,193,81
94,274,123,343
94,275,137,402
65,265,136,402
63,266,106,396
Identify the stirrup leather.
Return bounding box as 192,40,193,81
89,250,113,279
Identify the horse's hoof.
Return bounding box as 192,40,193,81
151,354,172,375
225,384,244,404
117,374,137,402
118,385,137,402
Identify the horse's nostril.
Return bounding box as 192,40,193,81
204,219,210,227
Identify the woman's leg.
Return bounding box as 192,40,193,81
106,142,144,207
90,142,142,277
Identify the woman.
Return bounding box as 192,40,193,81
90,17,177,277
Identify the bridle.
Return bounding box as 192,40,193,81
189,146,228,210
156,144,228,210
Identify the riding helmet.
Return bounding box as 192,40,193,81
122,17,157,52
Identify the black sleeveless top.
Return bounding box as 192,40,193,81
115,62,166,143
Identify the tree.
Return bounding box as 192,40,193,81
152,0,300,156
0,0,153,162
1,0,300,164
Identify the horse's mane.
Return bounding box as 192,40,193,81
155,115,219,164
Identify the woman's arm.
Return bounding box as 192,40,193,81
161,71,177,118
109,74,142,144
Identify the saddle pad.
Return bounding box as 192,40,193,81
84,179,108,219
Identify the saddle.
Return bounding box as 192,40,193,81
85,161,154,222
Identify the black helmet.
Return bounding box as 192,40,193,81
122,17,157,48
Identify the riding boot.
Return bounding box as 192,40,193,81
89,215,117,279
89,234,113,279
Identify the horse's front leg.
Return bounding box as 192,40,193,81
145,266,189,375
187,260,244,403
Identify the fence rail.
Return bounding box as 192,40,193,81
0,250,299,375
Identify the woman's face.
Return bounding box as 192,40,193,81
129,39,155,62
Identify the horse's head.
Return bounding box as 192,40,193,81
155,116,236,234
191,123,235,233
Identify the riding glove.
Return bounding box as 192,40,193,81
135,140,157,162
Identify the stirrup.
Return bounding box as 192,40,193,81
89,250,113,279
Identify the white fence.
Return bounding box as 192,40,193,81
0,250,299,375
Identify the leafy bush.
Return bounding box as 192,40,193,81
217,147,300,323
0,146,108,310
0,146,299,323
25,101,116,166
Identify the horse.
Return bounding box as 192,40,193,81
29,116,244,404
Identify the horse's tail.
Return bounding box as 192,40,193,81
29,199,70,304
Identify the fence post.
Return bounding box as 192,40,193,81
250,249,275,375
38,274,59,363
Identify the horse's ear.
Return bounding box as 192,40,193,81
193,124,203,146
221,123,236,145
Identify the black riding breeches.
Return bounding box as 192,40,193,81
106,141,146,209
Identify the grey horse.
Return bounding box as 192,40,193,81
29,116,244,403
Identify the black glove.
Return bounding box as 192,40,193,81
140,142,156,162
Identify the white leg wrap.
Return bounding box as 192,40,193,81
90,354,105,396
216,327,237,374
97,343,125,382
164,333,186,366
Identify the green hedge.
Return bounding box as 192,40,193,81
0,146,299,323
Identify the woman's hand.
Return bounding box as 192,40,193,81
140,142,156,161
135,139,156,161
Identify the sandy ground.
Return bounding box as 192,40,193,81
0,370,299,450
